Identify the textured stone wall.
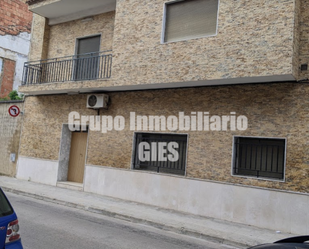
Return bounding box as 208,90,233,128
0,101,23,176
27,11,115,61
111,0,296,86
19,83,309,193
28,14,49,62
19,95,95,159
23,0,298,92
46,11,115,59
0,0,32,36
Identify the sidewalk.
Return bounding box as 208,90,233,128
0,176,297,248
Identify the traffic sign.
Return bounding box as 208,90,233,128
8,105,20,117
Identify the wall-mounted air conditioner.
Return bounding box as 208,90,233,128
87,94,109,109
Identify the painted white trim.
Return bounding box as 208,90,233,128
48,3,116,25
85,164,309,196
29,0,116,26
16,156,59,186
231,135,287,182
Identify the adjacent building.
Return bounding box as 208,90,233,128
0,0,32,176
18,0,309,234
0,0,32,97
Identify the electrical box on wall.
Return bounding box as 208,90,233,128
10,153,16,162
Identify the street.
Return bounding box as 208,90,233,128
7,192,235,249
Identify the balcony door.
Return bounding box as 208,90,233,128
74,35,100,81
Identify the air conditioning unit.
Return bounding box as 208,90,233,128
87,94,109,109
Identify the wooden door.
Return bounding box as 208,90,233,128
67,131,88,183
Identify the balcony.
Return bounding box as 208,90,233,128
27,0,116,25
22,51,112,86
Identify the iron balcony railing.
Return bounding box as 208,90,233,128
22,51,112,86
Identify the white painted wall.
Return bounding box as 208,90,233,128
16,156,58,186
0,32,31,90
17,158,308,234
0,58,3,75
84,165,309,235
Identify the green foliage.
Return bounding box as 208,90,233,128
8,90,24,100
0,97,9,101
0,90,24,102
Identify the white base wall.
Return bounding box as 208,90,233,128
84,165,309,235
16,156,58,186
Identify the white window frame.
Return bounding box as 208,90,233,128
161,0,220,44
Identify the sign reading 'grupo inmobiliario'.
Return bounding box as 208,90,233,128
68,111,248,133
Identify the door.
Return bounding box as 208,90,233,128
67,131,88,183
75,35,100,80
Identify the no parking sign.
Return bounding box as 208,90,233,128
8,105,20,117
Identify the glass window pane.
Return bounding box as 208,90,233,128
0,189,13,217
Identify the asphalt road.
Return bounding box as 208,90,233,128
7,192,235,249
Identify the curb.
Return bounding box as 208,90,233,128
3,186,248,248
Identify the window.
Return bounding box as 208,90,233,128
162,0,219,43
74,35,101,80
132,133,188,176
232,137,286,180
0,189,13,217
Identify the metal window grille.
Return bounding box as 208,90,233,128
233,137,285,180
133,133,188,176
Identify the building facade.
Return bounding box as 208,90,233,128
0,0,32,176
0,0,32,98
18,0,309,234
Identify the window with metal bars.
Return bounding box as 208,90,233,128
132,133,188,176
232,137,286,180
